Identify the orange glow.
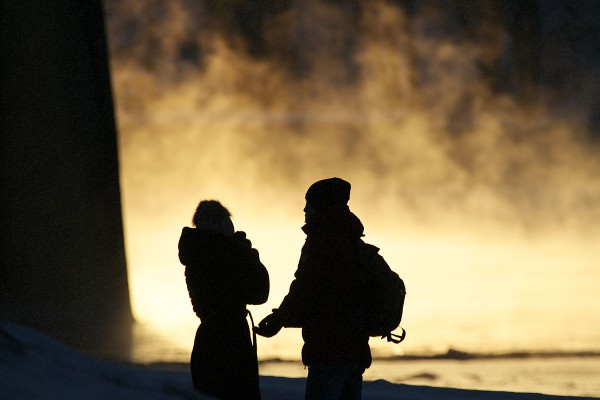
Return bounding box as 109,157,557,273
123,205,600,361
107,2,600,362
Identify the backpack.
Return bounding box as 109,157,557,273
356,239,406,343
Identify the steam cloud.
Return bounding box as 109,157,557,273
105,0,600,235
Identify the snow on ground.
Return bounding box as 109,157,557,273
0,321,596,400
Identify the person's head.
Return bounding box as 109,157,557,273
192,200,234,236
304,177,351,215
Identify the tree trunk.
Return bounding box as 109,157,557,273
0,1,133,359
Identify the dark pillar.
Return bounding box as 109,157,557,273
0,1,133,359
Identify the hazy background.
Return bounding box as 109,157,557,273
102,0,600,362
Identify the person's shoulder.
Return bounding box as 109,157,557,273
181,228,235,251
231,231,253,248
180,226,194,236
178,226,196,246
230,233,263,263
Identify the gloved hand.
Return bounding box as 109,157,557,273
254,310,283,338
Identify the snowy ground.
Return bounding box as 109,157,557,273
0,321,596,400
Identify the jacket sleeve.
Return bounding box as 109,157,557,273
244,247,270,305
233,232,270,305
177,227,195,266
277,236,331,327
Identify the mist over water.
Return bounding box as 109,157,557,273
104,1,600,361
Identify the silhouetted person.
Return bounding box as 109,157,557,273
178,200,269,400
255,178,370,400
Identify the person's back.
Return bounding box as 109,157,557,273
178,200,269,400
179,228,268,321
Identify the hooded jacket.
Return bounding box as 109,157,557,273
178,227,269,323
277,206,371,368
179,227,268,400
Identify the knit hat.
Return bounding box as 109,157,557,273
305,177,351,210
192,200,234,236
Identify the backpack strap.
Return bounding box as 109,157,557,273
247,309,257,350
384,328,406,344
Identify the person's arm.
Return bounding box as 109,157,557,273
233,231,270,305
255,233,334,337
245,247,270,305
276,235,331,327
177,227,196,266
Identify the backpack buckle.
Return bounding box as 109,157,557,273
384,328,406,344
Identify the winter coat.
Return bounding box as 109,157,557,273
178,227,269,400
277,207,372,369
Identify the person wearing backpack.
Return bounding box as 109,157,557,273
178,200,269,400
255,178,370,400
